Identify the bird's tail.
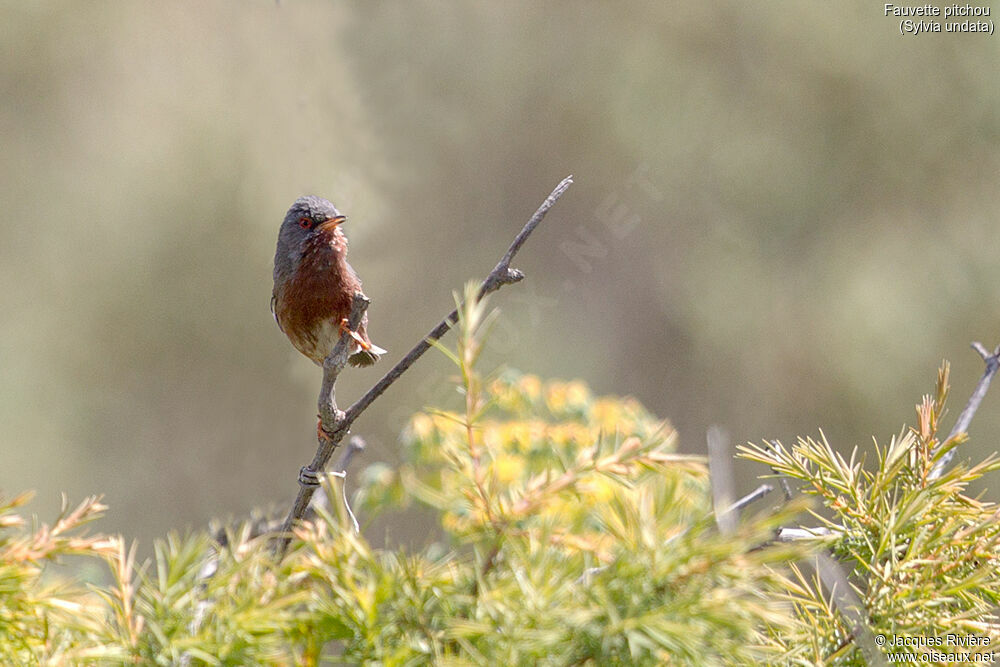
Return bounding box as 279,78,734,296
349,343,387,367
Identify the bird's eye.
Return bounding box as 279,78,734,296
298,216,313,230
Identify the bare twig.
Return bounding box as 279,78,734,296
929,341,1000,480
333,435,367,473
727,483,773,515
342,175,574,424
307,435,367,520
813,553,888,666
775,526,840,542
763,345,998,556
272,294,369,556
273,176,574,558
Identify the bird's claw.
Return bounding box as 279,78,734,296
339,318,372,350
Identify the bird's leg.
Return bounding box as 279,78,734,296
339,317,372,350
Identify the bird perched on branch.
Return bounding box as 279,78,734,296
271,196,386,367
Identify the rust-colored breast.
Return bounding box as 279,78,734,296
274,228,363,363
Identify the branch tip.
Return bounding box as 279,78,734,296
273,177,573,560
505,268,525,283
929,340,1000,480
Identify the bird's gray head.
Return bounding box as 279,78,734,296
273,195,346,279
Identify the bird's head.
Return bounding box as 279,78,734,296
274,195,347,274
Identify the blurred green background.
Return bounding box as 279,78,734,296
3,1,1000,546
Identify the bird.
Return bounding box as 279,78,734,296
271,195,386,368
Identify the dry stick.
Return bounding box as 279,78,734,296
333,434,367,473
814,553,888,667
771,348,1000,659
929,341,1000,480
728,483,773,514
306,435,367,521
343,175,574,424
273,175,574,558
775,526,838,542
776,341,1000,542
272,292,370,559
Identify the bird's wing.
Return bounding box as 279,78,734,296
344,260,363,289
270,294,283,331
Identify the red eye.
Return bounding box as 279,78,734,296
298,216,313,230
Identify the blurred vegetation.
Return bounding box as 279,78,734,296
4,292,1000,664
741,363,1000,664
3,1,1000,556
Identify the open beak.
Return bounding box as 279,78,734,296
319,215,347,230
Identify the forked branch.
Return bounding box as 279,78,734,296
929,341,1000,479
273,176,574,558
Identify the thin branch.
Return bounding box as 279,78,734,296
306,435,367,520
343,175,574,425
763,345,999,549
727,483,773,515
775,526,840,542
319,297,370,435
813,553,888,667
334,435,367,473
272,294,368,556
273,176,574,558
929,341,1000,480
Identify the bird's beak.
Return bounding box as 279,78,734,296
319,215,347,230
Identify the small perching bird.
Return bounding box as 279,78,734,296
271,196,386,367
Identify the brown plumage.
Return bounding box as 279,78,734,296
272,196,385,367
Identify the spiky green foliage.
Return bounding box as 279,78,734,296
0,284,811,664
5,289,1000,664
741,362,1000,664
0,493,124,665
333,283,810,664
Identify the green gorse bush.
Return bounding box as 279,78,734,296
3,289,999,665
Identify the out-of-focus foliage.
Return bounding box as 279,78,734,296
4,2,1000,545
340,285,809,663
5,291,1000,663
743,363,1000,664
0,493,123,664
0,288,811,664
